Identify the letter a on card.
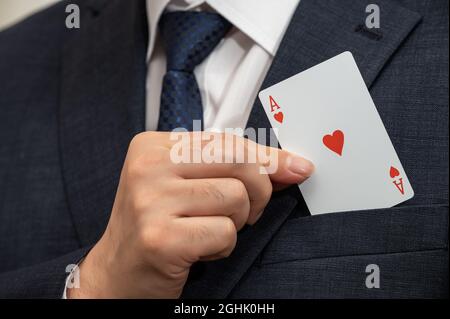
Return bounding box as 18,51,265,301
269,96,281,113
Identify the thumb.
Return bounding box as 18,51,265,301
265,148,315,189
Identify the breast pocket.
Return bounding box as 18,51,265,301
260,205,448,265
230,205,448,298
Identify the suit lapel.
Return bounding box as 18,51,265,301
59,0,148,246
247,0,422,136
182,0,421,298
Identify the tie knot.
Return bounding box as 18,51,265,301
159,11,231,72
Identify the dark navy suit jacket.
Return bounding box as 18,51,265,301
0,0,448,298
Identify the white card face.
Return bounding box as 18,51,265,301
259,51,414,215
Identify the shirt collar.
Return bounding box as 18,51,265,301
146,0,300,61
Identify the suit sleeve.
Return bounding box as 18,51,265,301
0,247,91,298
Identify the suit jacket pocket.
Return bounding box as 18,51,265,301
260,205,448,265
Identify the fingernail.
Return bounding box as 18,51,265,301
249,210,264,225
286,155,314,176
255,210,264,222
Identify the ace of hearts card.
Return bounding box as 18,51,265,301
259,52,414,215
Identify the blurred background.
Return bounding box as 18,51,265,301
0,0,60,31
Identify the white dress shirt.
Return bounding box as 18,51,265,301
63,0,299,298
146,0,300,131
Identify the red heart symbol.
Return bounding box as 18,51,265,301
390,166,400,178
323,130,344,156
274,112,284,123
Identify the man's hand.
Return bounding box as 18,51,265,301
68,132,314,298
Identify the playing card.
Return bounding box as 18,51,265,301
259,51,414,215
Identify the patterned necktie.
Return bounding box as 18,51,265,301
157,11,231,131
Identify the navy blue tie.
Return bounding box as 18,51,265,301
157,11,231,131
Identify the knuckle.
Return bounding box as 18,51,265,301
126,156,148,180
219,219,237,256
138,224,168,255
228,179,249,205
131,131,163,145
130,132,149,149
222,218,237,245
195,182,226,204
130,132,142,146
141,150,168,166
127,152,167,179
188,222,211,243
130,191,150,213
